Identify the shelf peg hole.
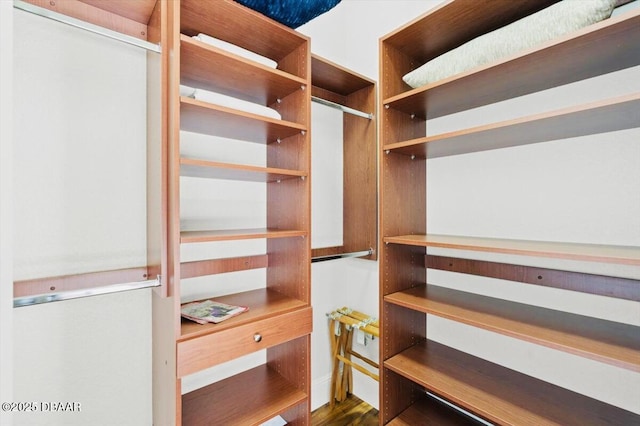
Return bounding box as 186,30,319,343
49,286,56,291
538,275,543,280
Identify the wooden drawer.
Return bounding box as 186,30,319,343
177,306,312,377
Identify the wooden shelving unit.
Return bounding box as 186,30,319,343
384,234,640,265
180,97,305,143
379,1,640,424
385,284,640,371
181,364,308,426
165,0,312,424
310,54,377,261
385,340,639,426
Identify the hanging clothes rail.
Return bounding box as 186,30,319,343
312,248,374,263
14,276,161,307
311,96,373,120
13,0,161,53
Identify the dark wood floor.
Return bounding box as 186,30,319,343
311,395,379,426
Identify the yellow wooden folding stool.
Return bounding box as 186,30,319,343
327,307,379,407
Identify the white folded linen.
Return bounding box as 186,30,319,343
180,85,196,98
181,85,282,120
193,33,278,69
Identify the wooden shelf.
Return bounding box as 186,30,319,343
385,284,640,371
181,255,268,280
383,10,640,119
311,54,374,97
387,395,477,426
383,93,640,158
179,288,308,341
181,35,307,106
178,292,310,375
383,234,640,265
385,340,640,425
382,0,556,66
182,364,307,426
180,97,305,144
21,0,158,41
181,228,307,244
180,0,308,74
180,157,306,182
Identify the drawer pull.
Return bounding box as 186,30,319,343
253,333,262,343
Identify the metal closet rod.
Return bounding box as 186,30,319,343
311,248,374,263
13,0,162,53
311,96,373,120
13,277,161,308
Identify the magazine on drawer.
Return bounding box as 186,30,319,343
181,299,249,324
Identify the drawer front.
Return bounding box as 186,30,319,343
178,307,312,377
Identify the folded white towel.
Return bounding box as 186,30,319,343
181,84,282,120
180,85,196,98
193,33,278,69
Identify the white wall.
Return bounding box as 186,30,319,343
11,10,151,425
1,2,15,425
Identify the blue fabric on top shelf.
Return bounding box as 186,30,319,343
234,0,341,28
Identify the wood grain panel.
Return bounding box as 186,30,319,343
426,255,640,301
387,395,477,425
79,0,157,24
343,85,377,260
24,0,148,40
180,97,305,144
386,284,640,371
180,157,306,182
180,228,306,244
311,86,345,105
180,35,306,106
384,11,640,119
381,368,425,425
384,234,640,266
180,0,306,68
178,306,311,377
382,0,556,64
379,39,418,100
386,94,640,158
386,340,640,425
182,364,307,426
14,267,149,298
180,255,268,279
380,152,425,238
311,54,374,96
